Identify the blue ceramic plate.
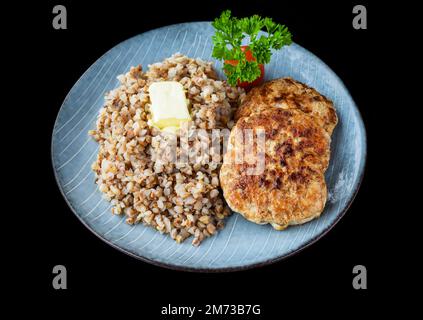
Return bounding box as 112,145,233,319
52,22,366,271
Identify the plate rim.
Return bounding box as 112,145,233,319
51,21,367,272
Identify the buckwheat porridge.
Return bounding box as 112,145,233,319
89,54,245,246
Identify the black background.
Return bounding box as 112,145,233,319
12,0,407,316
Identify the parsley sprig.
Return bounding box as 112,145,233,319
212,10,292,86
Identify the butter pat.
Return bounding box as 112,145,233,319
161,126,180,134
149,81,191,129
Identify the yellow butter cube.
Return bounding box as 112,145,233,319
149,81,191,129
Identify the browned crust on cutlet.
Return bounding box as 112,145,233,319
235,77,338,135
220,108,331,229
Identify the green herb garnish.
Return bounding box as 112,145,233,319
212,10,292,86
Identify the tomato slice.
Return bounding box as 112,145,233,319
224,45,265,90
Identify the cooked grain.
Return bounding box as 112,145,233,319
89,53,245,246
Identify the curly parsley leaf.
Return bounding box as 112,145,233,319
212,10,292,86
